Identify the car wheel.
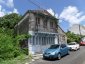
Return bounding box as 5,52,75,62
57,54,61,60
78,47,80,50
43,57,46,60
75,47,78,51
67,50,70,55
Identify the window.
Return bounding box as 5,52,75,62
43,19,47,28
36,17,40,26
49,45,59,49
61,44,66,48
50,21,53,28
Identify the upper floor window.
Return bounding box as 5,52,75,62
43,19,47,28
36,17,40,26
50,21,54,28
44,21,47,28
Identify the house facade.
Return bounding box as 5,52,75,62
58,26,67,44
15,10,67,54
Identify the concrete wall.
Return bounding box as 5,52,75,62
58,26,67,44
15,12,58,35
15,13,29,35
29,13,58,33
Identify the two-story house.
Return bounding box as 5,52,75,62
15,10,67,54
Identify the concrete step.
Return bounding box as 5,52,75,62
33,54,43,60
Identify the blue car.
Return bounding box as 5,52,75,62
43,44,70,60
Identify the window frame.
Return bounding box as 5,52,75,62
50,21,54,28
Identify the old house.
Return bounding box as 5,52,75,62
58,26,67,44
15,10,67,54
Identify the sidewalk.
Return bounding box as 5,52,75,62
83,61,85,64
27,54,43,64
33,54,43,60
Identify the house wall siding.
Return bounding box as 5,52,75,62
58,26,67,44
28,13,58,33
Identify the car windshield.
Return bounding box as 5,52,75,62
68,43,75,45
49,45,59,49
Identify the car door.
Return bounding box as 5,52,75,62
60,44,67,56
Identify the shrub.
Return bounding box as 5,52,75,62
22,48,28,55
0,33,14,60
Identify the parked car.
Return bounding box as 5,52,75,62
80,41,85,46
68,42,80,51
43,44,69,60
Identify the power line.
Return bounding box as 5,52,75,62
34,0,46,9
27,0,45,10
27,0,56,17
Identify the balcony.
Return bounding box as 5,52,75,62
34,25,57,33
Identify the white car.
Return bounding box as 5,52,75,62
68,42,80,51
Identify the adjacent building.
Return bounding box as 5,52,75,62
15,10,67,54
69,24,85,35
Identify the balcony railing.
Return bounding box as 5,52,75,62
34,24,58,33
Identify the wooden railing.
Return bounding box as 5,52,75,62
34,24,58,33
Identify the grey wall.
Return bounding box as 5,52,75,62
58,26,67,44
28,13,58,33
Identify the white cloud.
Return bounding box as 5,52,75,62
13,8,19,14
59,6,85,26
47,8,58,18
0,5,19,17
7,0,14,8
0,5,5,17
0,0,14,8
47,8,55,16
0,0,5,4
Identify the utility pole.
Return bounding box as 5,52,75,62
79,24,82,42
79,24,81,36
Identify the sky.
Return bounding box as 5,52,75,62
0,0,85,32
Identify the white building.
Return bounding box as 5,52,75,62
69,24,85,35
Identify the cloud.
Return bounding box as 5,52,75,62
47,8,58,18
0,5,19,17
0,0,14,8
0,0,5,4
47,8,55,16
13,8,19,14
6,0,14,8
0,5,5,17
59,6,85,26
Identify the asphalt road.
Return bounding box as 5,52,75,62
30,46,85,64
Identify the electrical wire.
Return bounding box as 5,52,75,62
27,0,45,10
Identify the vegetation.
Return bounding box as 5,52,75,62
0,13,21,29
66,31,84,43
0,13,31,64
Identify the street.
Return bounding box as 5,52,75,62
30,46,85,64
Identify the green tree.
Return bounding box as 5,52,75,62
66,31,81,43
0,13,22,29
0,33,14,60
0,13,31,61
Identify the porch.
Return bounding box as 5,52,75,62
28,31,58,54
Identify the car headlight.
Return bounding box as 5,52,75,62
50,52,56,55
